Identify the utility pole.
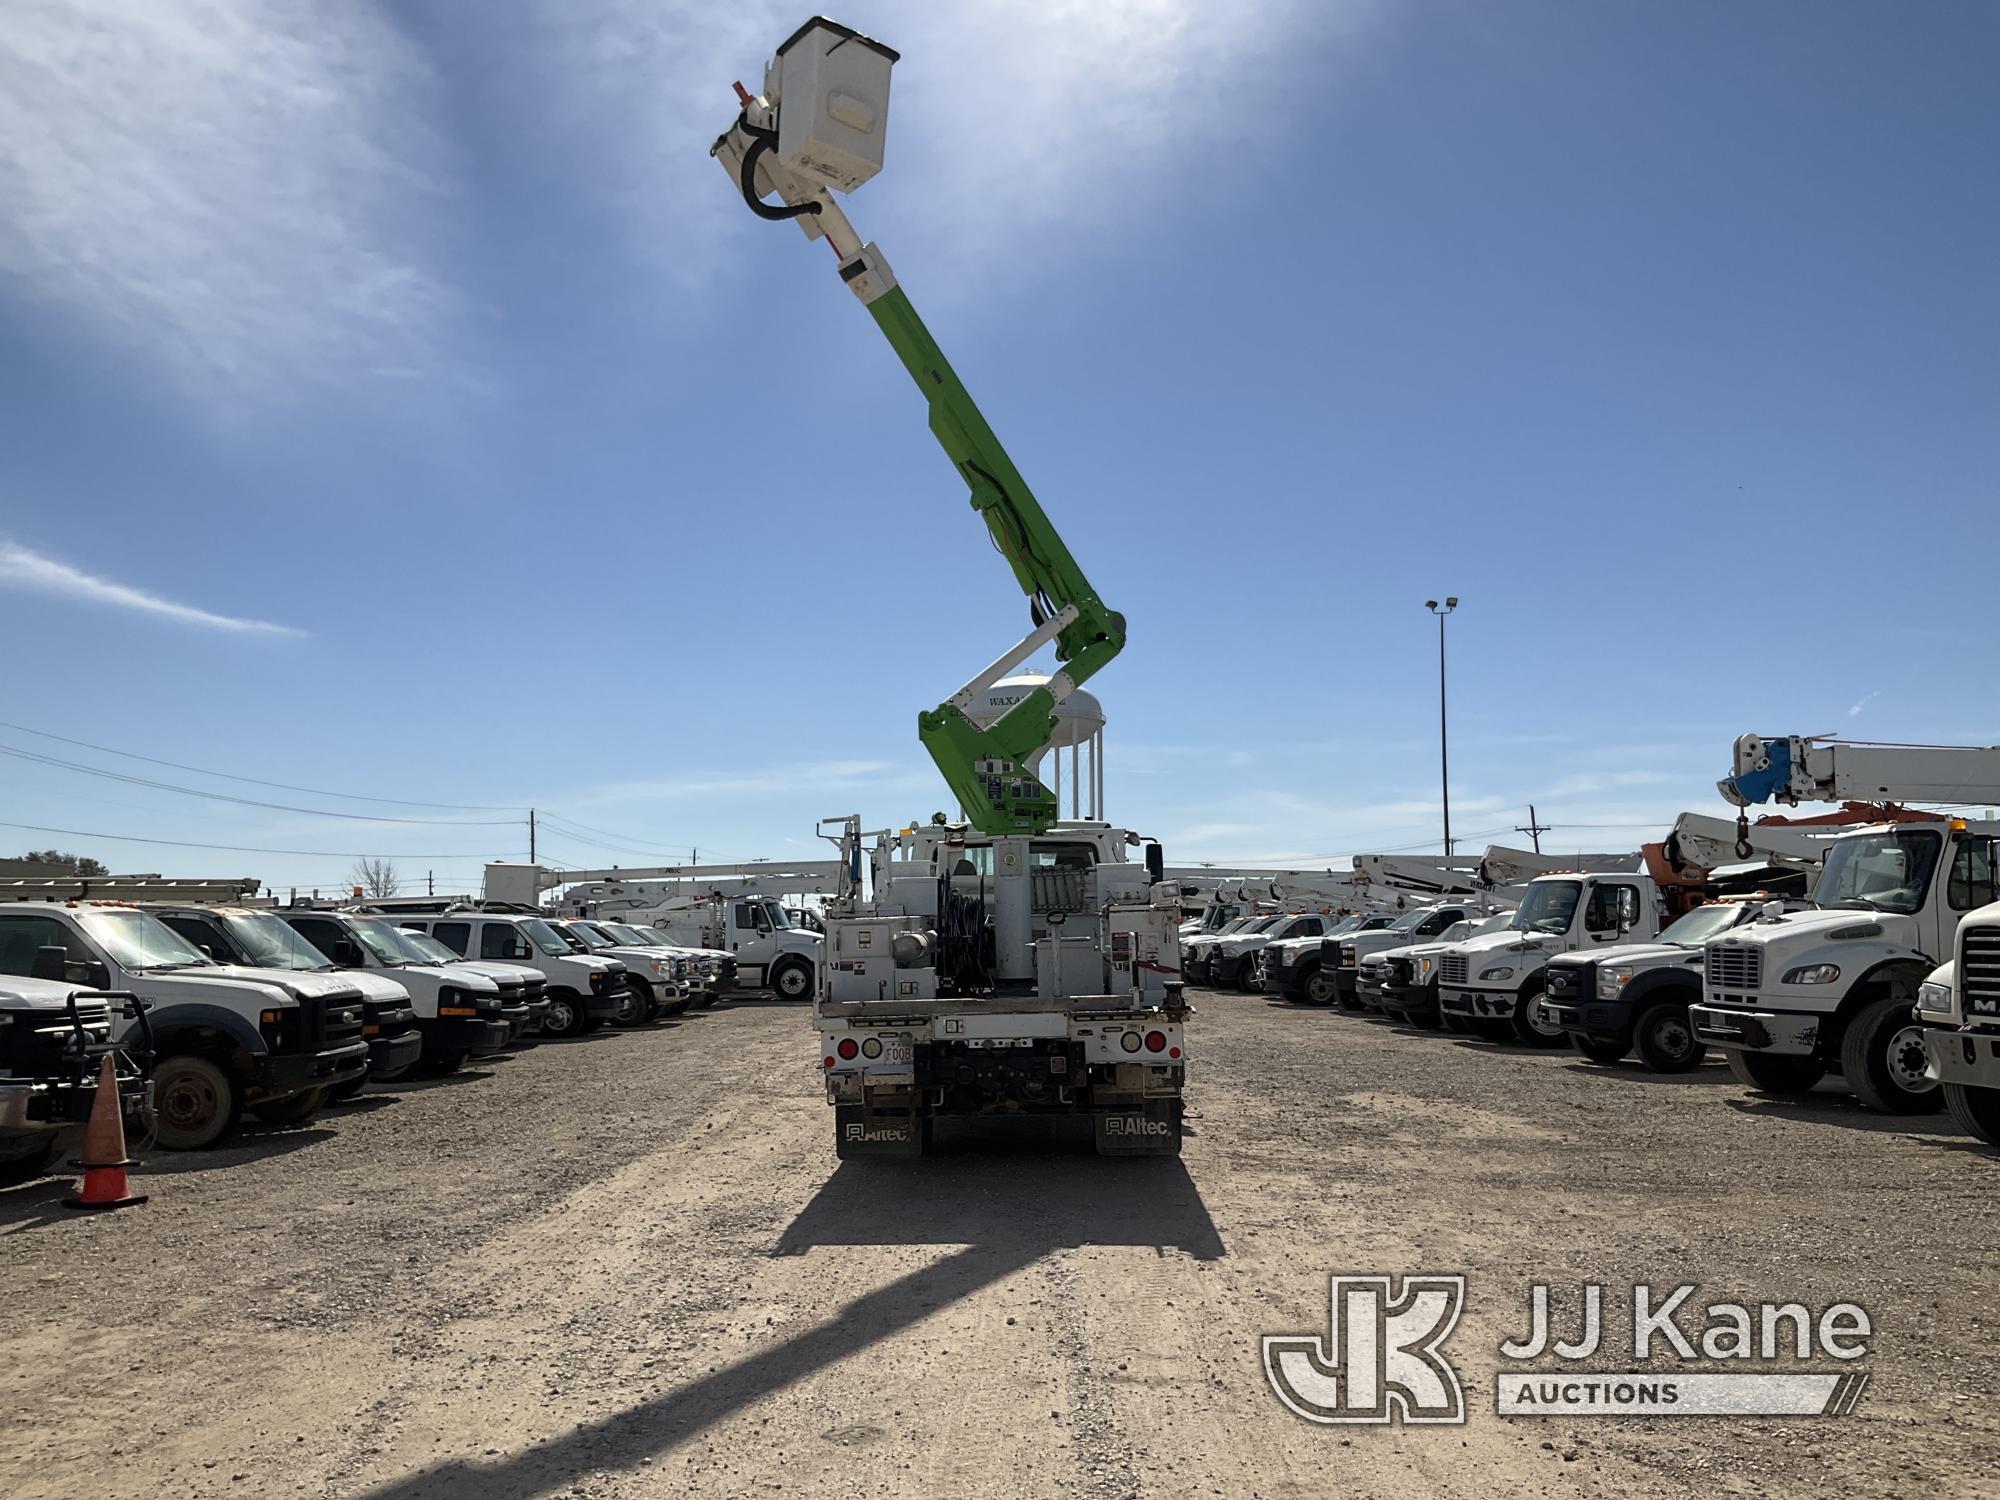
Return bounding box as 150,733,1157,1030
427,869,435,896
1425,598,1459,856
529,808,537,864
1516,804,1552,855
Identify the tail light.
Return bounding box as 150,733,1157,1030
1144,1031,1167,1053
836,1038,859,1060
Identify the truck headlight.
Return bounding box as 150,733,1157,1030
1782,963,1841,985
1417,957,1435,977
1597,965,1634,1000
1479,966,1516,982
1916,980,1953,1016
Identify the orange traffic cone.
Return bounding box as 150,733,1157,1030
64,1055,147,1212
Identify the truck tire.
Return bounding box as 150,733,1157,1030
148,1054,241,1151
1841,997,1943,1115
611,979,651,1028
1572,1035,1629,1065
1299,962,1336,1006
1943,1082,2000,1146
1726,1050,1826,1096
1633,1003,1703,1073
251,1086,326,1126
770,956,814,1002
1510,990,1567,1048
540,992,586,1040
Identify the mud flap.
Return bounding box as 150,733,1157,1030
834,1104,927,1158
1093,1099,1183,1157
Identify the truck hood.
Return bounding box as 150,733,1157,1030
1215,933,1277,955
1371,938,1455,964
446,960,542,986
1447,930,1548,959
389,964,501,994
1713,907,1919,951
201,965,367,1004
0,975,105,1013
333,970,414,1005
1552,942,1697,971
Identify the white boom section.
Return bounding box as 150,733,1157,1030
1474,846,1640,889
1721,735,2000,809
1662,811,1842,872
485,859,848,908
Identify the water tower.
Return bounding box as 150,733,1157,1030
960,673,1108,822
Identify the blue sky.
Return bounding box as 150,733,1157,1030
1,0,1995,893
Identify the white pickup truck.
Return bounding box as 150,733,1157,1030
0,901,368,1149
1262,912,1399,1004
1437,871,1662,1045
1329,902,1485,1010
1360,911,1511,1027
387,909,627,1040
1691,818,1992,1112
0,976,151,1179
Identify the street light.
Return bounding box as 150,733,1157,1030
1425,597,1459,856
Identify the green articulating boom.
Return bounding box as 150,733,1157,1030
862,279,1126,835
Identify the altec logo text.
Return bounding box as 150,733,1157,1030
1264,1277,1873,1425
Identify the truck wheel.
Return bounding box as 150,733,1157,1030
771,957,814,1002
1841,997,1943,1114
611,980,650,1028
251,1087,326,1126
1572,1035,1629,1065
540,992,586,1040
148,1055,241,1151
1633,1003,1703,1073
1726,1050,1826,1096
1511,991,1567,1048
1299,963,1335,1006
1943,1083,2000,1146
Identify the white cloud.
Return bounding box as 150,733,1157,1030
1848,692,1879,718
525,0,1378,288
0,0,461,413
0,540,302,636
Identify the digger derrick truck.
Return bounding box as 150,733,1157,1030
1691,735,2000,1113
714,20,1184,1156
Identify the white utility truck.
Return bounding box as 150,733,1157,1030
710,20,1187,1155
0,975,151,1179
1363,911,1513,1028
1328,900,1488,1011
377,905,628,1040
1436,867,1661,1045
1690,734,2000,1112
0,900,368,1149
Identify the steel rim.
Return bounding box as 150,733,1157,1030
1652,1015,1695,1060
778,965,808,998
1307,974,1335,1004
1887,1024,1936,1093
547,999,577,1034
1526,997,1564,1039
159,1070,218,1132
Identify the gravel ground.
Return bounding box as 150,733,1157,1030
3,990,1997,1499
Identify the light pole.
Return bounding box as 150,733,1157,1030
1425,597,1459,856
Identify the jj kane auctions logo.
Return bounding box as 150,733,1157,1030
1265,1277,1872,1424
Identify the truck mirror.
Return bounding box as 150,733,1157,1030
333,938,365,966
31,945,67,983
1145,843,1165,885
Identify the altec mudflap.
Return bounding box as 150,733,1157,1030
817,993,1187,1157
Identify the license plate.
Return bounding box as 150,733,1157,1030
882,1039,912,1064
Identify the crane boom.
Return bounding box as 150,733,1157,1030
1720,735,2000,809
712,36,1122,836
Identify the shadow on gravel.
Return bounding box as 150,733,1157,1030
373,1069,496,1095
131,1126,337,1177
1558,1062,1733,1087
351,1154,1221,1500
1722,1093,1969,1137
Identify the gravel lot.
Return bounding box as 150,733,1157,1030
4,989,1997,1499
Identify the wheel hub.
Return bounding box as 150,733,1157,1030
1655,1017,1693,1057
159,1074,214,1129
1887,1025,1935,1092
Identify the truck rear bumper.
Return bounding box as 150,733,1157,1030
1924,1028,2000,1087
1688,1004,1820,1056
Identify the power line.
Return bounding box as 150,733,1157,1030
0,820,501,859
0,742,518,827
0,719,521,812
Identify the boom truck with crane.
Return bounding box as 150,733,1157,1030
708,18,1187,1155
1691,735,2000,1113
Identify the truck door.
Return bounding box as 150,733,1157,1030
1941,833,1998,960
1580,882,1643,946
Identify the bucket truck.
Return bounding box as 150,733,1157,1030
1689,735,2000,1113
712,21,1186,1156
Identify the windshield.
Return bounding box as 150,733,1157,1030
1657,903,1755,947
1325,915,1366,937
77,909,210,970
1472,912,1515,936
1815,828,1943,915
1244,915,1282,934
221,912,334,971
762,900,791,929
633,926,672,945
399,930,465,965
518,918,573,957
1511,881,1582,935
601,922,651,944
557,923,604,952
1438,920,1474,943
1385,907,1432,935
349,917,431,966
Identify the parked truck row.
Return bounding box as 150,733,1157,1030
0,882,739,1167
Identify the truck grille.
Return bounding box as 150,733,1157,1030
1706,944,1761,992
1440,954,1469,986
0,1000,113,1081
1961,929,2000,1018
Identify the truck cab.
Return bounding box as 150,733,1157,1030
621,923,736,1006
1915,953,2000,1147
148,905,423,1092
634,895,821,1001
1330,903,1483,1011
1692,818,1995,1112
389,926,553,1041
1437,872,1660,1045
390,910,625,1040
1545,897,1799,1073
279,911,512,1073
1207,910,1332,992
1264,912,1397,1005
550,919,680,1024
1365,912,1512,1028
0,901,368,1149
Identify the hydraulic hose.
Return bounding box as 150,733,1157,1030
735,116,822,223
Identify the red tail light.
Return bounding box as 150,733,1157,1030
822,1056,835,1068
1144,1031,1167,1053
1169,1046,1181,1059
837,1038,859,1060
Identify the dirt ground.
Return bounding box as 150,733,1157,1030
4,989,1997,1499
